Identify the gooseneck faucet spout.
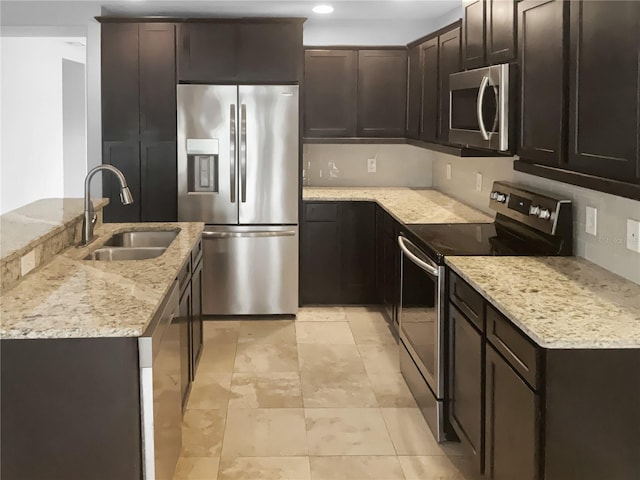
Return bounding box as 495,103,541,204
82,165,134,245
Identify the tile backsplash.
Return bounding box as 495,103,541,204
303,144,433,187
430,152,640,284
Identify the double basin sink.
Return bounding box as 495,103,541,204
83,230,179,261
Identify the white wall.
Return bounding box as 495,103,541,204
62,58,87,197
303,144,433,187
0,37,86,214
431,152,640,284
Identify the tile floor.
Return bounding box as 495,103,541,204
173,306,475,480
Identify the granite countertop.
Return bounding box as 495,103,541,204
303,187,492,224
446,256,640,349
0,222,204,340
0,198,109,263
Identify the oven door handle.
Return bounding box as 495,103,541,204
398,236,439,278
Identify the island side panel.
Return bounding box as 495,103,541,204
544,349,640,480
1,337,142,480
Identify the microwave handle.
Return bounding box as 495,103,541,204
477,75,491,141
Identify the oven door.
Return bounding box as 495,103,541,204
397,235,445,399
449,63,510,151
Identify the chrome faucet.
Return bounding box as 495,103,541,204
82,165,134,245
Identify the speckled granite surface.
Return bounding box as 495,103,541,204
446,256,640,349
0,222,204,339
303,187,492,224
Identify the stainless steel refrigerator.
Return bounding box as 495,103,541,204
177,84,299,315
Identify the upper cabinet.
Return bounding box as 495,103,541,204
177,20,303,83
517,0,567,167
462,0,517,69
357,49,408,137
419,36,440,143
566,0,640,183
304,49,357,137
438,26,462,143
406,44,422,139
304,48,407,139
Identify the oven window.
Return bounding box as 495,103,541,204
450,86,500,133
400,254,437,383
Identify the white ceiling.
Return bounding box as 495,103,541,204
1,0,462,45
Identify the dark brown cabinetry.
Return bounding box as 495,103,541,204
301,202,376,304
375,206,400,324
567,0,640,183
462,0,517,69
304,48,407,139
517,0,567,167
178,20,303,83
438,26,462,143
419,37,439,143
179,277,191,410
190,255,203,379
304,50,357,137
101,21,177,223
406,45,422,139
357,49,408,137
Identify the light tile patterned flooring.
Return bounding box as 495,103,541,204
173,306,475,480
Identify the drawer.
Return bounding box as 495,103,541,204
449,271,485,332
487,305,540,390
305,202,338,222
192,237,203,267
178,257,191,294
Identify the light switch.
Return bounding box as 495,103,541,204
446,163,452,180
626,219,640,253
585,206,597,236
367,158,377,173
21,250,36,276
475,173,483,191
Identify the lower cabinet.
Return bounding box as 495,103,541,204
301,201,376,304
179,278,192,410
190,256,203,380
485,343,539,480
375,206,400,324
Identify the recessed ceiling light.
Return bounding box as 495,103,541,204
312,4,334,14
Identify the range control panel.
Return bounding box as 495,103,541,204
489,181,572,236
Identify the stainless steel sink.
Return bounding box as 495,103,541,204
102,230,178,248
83,247,167,261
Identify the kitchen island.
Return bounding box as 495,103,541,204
1,218,204,480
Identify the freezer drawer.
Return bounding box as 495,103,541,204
202,226,299,315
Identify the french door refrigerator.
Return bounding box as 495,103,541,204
177,84,299,315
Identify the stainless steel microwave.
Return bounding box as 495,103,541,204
448,63,511,152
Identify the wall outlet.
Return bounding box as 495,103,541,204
21,250,36,276
367,157,377,173
626,219,640,253
585,206,597,236
446,163,452,180
475,172,483,191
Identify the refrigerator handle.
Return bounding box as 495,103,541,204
230,104,237,203
240,103,247,203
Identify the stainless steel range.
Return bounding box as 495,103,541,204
177,84,299,315
397,181,573,442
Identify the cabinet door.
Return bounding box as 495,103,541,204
139,23,176,141
101,23,139,141
177,23,237,83
304,50,357,137
485,344,539,480
179,285,192,411
406,45,422,139
567,1,640,182
439,26,462,143
191,258,203,380
420,37,439,143
237,22,302,82
357,50,408,137
449,304,484,475
486,0,516,64
301,203,341,304
102,141,140,222
517,0,567,166
462,0,486,70
140,141,177,222
340,202,377,303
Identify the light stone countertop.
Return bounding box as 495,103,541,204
446,256,640,349
0,221,204,340
0,198,109,263
303,187,492,224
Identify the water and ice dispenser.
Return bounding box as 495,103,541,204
186,139,219,194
